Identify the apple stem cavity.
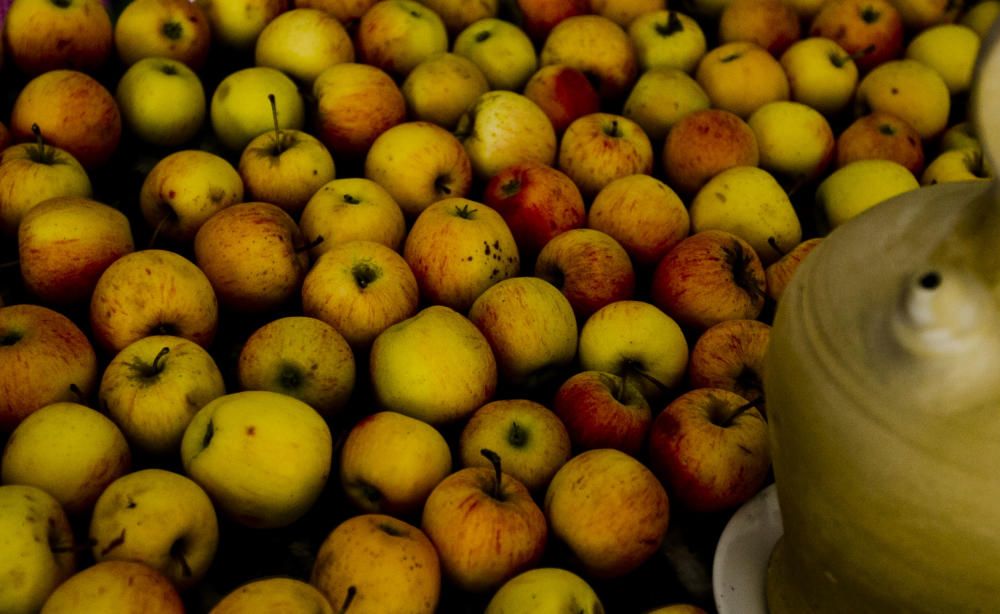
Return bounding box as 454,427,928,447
454,203,478,219
500,178,521,196
151,346,170,375
655,11,684,36
0,330,21,345
767,236,786,258
352,261,380,289
69,383,85,403
170,538,193,577
480,448,504,500
623,359,671,395
507,422,528,447
295,235,324,253
162,21,183,40
202,419,215,449
724,243,765,301
604,119,623,138
339,586,357,614
723,398,764,428
342,194,362,205
434,174,453,196
475,30,491,42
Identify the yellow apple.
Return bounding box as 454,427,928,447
906,23,981,95
355,0,448,77
453,17,538,91
921,148,992,185
816,158,920,229
418,0,498,33
402,52,490,129
312,62,407,158
622,66,711,142
558,112,654,199
540,14,638,100
39,560,184,614
718,0,801,56
779,36,859,118
2,0,112,74
198,0,286,50
855,59,951,140
293,0,376,23
695,40,789,119
113,0,212,69
628,9,707,73
0,138,92,237
961,0,1000,37
891,0,962,29
210,66,305,151
940,120,981,154
254,8,354,85
747,100,835,186
456,90,557,180
115,57,206,148
211,577,334,614
299,178,407,257
484,567,604,614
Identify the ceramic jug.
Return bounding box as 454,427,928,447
763,19,1000,614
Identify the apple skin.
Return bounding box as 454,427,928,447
835,110,925,176
355,0,449,77
765,237,823,302
238,127,337,216
557,112,654,199
116,57,206,148
694,41,790,119
402,53,490,130
921,148,993,186
113,0,212,69
540,14,638,101
816,159,919,229
622,67,711,142
211,578,334,614
313,62,407,158
452,17,538,91
293,0,376,23
516,0,589,42
661,108,759,196
210,67,305,152
552,370,652,456
718,0,801,56
809,0,904,73
854,58,951,141
299,178,407,258
0,303,98,432
254,8,355,85
647,387,769,513
484,567,604,614
0,142,93,237
687,319,771,409
905,23,980,96
419,0,498,34
522,64,601,135
2,0,112,74
197,0,287,51
38,560,185,614
456,90,558,180
747,100,835,186
628,9,708,74
779,36,859,117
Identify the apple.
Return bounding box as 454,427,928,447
421,451,548,592
369,305,497,425
88,468,218,589
38,560,184,614
254,8,354,85
534,228,636,319
552,370,652,456
961,0,1000,37
587,173,690,267
458,399,572,493
2,402,129,515
237,316,356,418
647,387,769,512
835,110,925,176
402,53,490,130
891,0,963,29
311,514,440,614
2,0,111,74
544,448,670,578
299,178,407,257
211,578,334,614
210,67,305,152
197,0,286,50
558,112,654,199
455,90,557,180
622,67,711,142
418,0,497,34
403,197,519,311
940,120,981,154
364,121,473,218
747,101,835,187
650,229,767,329
139,149,244,243
312,62,407,158
293,0,376,23
809,0,904,73
816,158,919,229
0,122,9,150
453,17,538,91
99,335,225,457
539,14,638,101
855,58,952,140
193,202,310,313
590,0,666,26
0,484,76,614
180,390,333,528
355,0,448,77
694,40,789,119
17,196,134,305
628,10,708,74
90,249,219,353
113,0,212,69
468,276,578,389
301,240,419,350
521,64,601,135
115,57,206,148
719,0,801,56
906,23,980,95
687,319,771,408
661,108,759,196
645,605,709,614
339,411,452,516
515,0,589,41
0,304,98,432
484,567,604,614
765,236,823,301
9,70,121,169
779,36,859,117
921,148,992,185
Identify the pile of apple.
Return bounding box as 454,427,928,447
0,0,996,611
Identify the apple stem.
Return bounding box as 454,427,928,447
29,123,54,164
268,93,286,155
767,236,785,258
69,383,84,403
480,448,503,500
847,44,876,64
623,359,670,396
151,346,170,374
655,10,684,36
0,259,19,269
723,398,763,427
339,586,357,614
295,234,324,253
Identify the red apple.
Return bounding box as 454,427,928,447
835,111,925,175
687,319,771,410
552,370,652,456
522,64,602,134
313,62,407,158
809,0,904,73
3,0,112,75
661,108,759,196
516,0,590,42
718,0,801,56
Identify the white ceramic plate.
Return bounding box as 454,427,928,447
712,483,783,614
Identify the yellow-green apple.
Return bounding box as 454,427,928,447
747,101,835,186
484,567,604,614
211,578,334,614
193,202,310,313
10,70,121,169
455,90,557,180
540,14,638,100
921,148,992,185
628,10,707,74
515,0,589,41
0,136,92,237
647,387,769,512
891,0,963,29
577,299,689,403
339,411,452,515
237,316,356,418
0,304,97,432
661,108,759,195
458,399,571,493
940,120,981,154
544,448,670,578
139,149,244,243
521,64,601,134
622,67,711,142
293,0,376,23
301,240,419,350
687,319,771,408
855,58,951,140
115,57,206,148
312,62,407,158
254,8,354,85
88,468,218,589
369,305,497,424
815,158,919,228
402,52,490,129
421,451,548,592
590,0,666,26
452,17,537,91
2,402,130,514
99,335,225,457
481,161,585,262
650,230,767,329
835,110,925,175
210,67,305,151
765,236,822,301
0,484,75,614
113,0,212,69
417,0,497,33
558,112,654,199
180,390,333,528
238,96,336,215
299,178,406,258
906,23,980,95
89,249,218,352
403,198,519,311
809,0,904,73
779,36,859,117
311,514,440,614
587,173,690,267
364,121,473,218
694,41,789,119
17,196,134,305
552,371,652,456
355,0,448,77
39,560,184,614
2,0,111,74
197,0,286,50
961,0,1000,36
689,166,803,264
534,228,636,319
718,0,800,56
468,276,578,389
